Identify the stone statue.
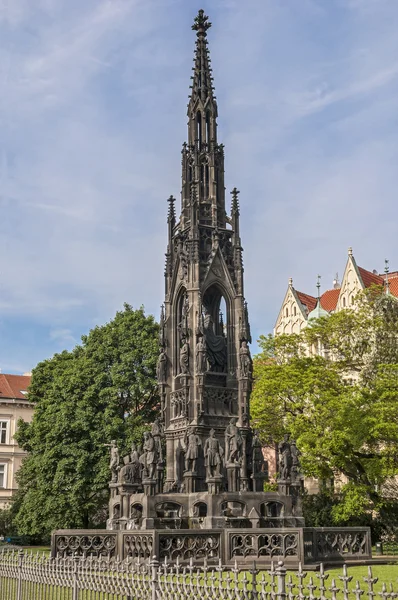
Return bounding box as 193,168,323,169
203,308,227,372
180,340,190,375
252,430,265,474
109,440,120,483
119,442,141,484
290,440,301,483
139,431,157,479
225,418,242,464
195,336,207,374
204,429,223,478
278,434,292,480
184,427,201,472
130,443,141,481
179,240,189,280
151,418,164,463
239,340,252,377
156,348,167,384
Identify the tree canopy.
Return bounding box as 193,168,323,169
13,304,159,537
251,289,398,523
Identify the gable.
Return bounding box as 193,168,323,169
274,284,310,336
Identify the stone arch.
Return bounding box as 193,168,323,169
193,501,208,518
174,285,189,377
202,282,230,373
155,502,182,518
220,500,247,517
260,501,285,518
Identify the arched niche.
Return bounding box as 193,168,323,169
260,501,285,518
130,503,143,527
196,111,202,145
202,283,229,373
155,502,182,518
193,502,207,518
221,500,246,517
174,286,189,377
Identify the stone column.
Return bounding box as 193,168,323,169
142,478,157,496
226,463,240,492
206,475,223,495
183,471,198,494
239,427,249,491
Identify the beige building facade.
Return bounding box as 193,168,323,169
275,248,398,336
0,374,33,508
273,248,397,493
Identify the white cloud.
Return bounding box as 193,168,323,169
0,0,398,368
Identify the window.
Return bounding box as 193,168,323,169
285,307,289,317
0,465,6,488
293,306,297,316
342,297,346,307
0,422,8,445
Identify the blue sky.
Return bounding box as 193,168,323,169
1,0,398,374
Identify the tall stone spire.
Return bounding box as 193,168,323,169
189,10,216,110
181,10,225,230
160,11,253,495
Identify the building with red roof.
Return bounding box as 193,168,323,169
274,247,397,336
0,373,33,507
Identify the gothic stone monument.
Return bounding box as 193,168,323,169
52,10,371,567
107,8,302,532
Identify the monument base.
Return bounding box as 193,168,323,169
52,525,372,567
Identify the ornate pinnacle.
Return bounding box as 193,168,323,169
167,195,176,222
316,275,321,299
231,187,240,215
190,182,198,205
192,9,211,35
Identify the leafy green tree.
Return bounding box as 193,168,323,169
251,289,398,522
12,305,159,537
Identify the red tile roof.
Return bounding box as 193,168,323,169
387,276,398,298
296,291,317,313
0,374,31,400
358,266,384,288
320,288,340,312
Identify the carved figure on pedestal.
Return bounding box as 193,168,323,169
178,240,189,280
184,427,201,472
204,429,223,478
179,340,190,375
239,341,252,377
203,308,227,372
109,441,120,483
278,434,292,480
225,418,242,463
119,442,141,484
195,336,207,374
290,440,301,483
151,418,164,463
181,294,189,337
140,432,157,479
156,348,167,384
252,430,265,474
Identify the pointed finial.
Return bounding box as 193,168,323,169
348,246,353,257
385,259,390,295
288,277,293,287
230,187,240,215
192,9,211,36
167,195,176,222
316,275,321,299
